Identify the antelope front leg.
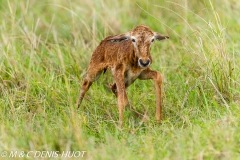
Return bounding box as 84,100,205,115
113,65,128,127
139,68,163,123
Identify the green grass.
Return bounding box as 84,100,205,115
0,0,240,159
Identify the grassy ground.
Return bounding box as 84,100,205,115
0,0,240,159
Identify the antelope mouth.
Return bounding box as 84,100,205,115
138,58,151,68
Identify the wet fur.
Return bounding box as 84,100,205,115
77,25,169,126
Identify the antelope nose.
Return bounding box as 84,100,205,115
139,58,150,67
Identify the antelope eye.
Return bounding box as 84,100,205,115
132,39,136,42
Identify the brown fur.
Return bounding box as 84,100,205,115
77,25,169,126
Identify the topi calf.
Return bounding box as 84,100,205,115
77,25,169,126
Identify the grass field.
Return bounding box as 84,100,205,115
0,0,240,159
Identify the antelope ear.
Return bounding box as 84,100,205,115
107,32,131,42
154,32,169,41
